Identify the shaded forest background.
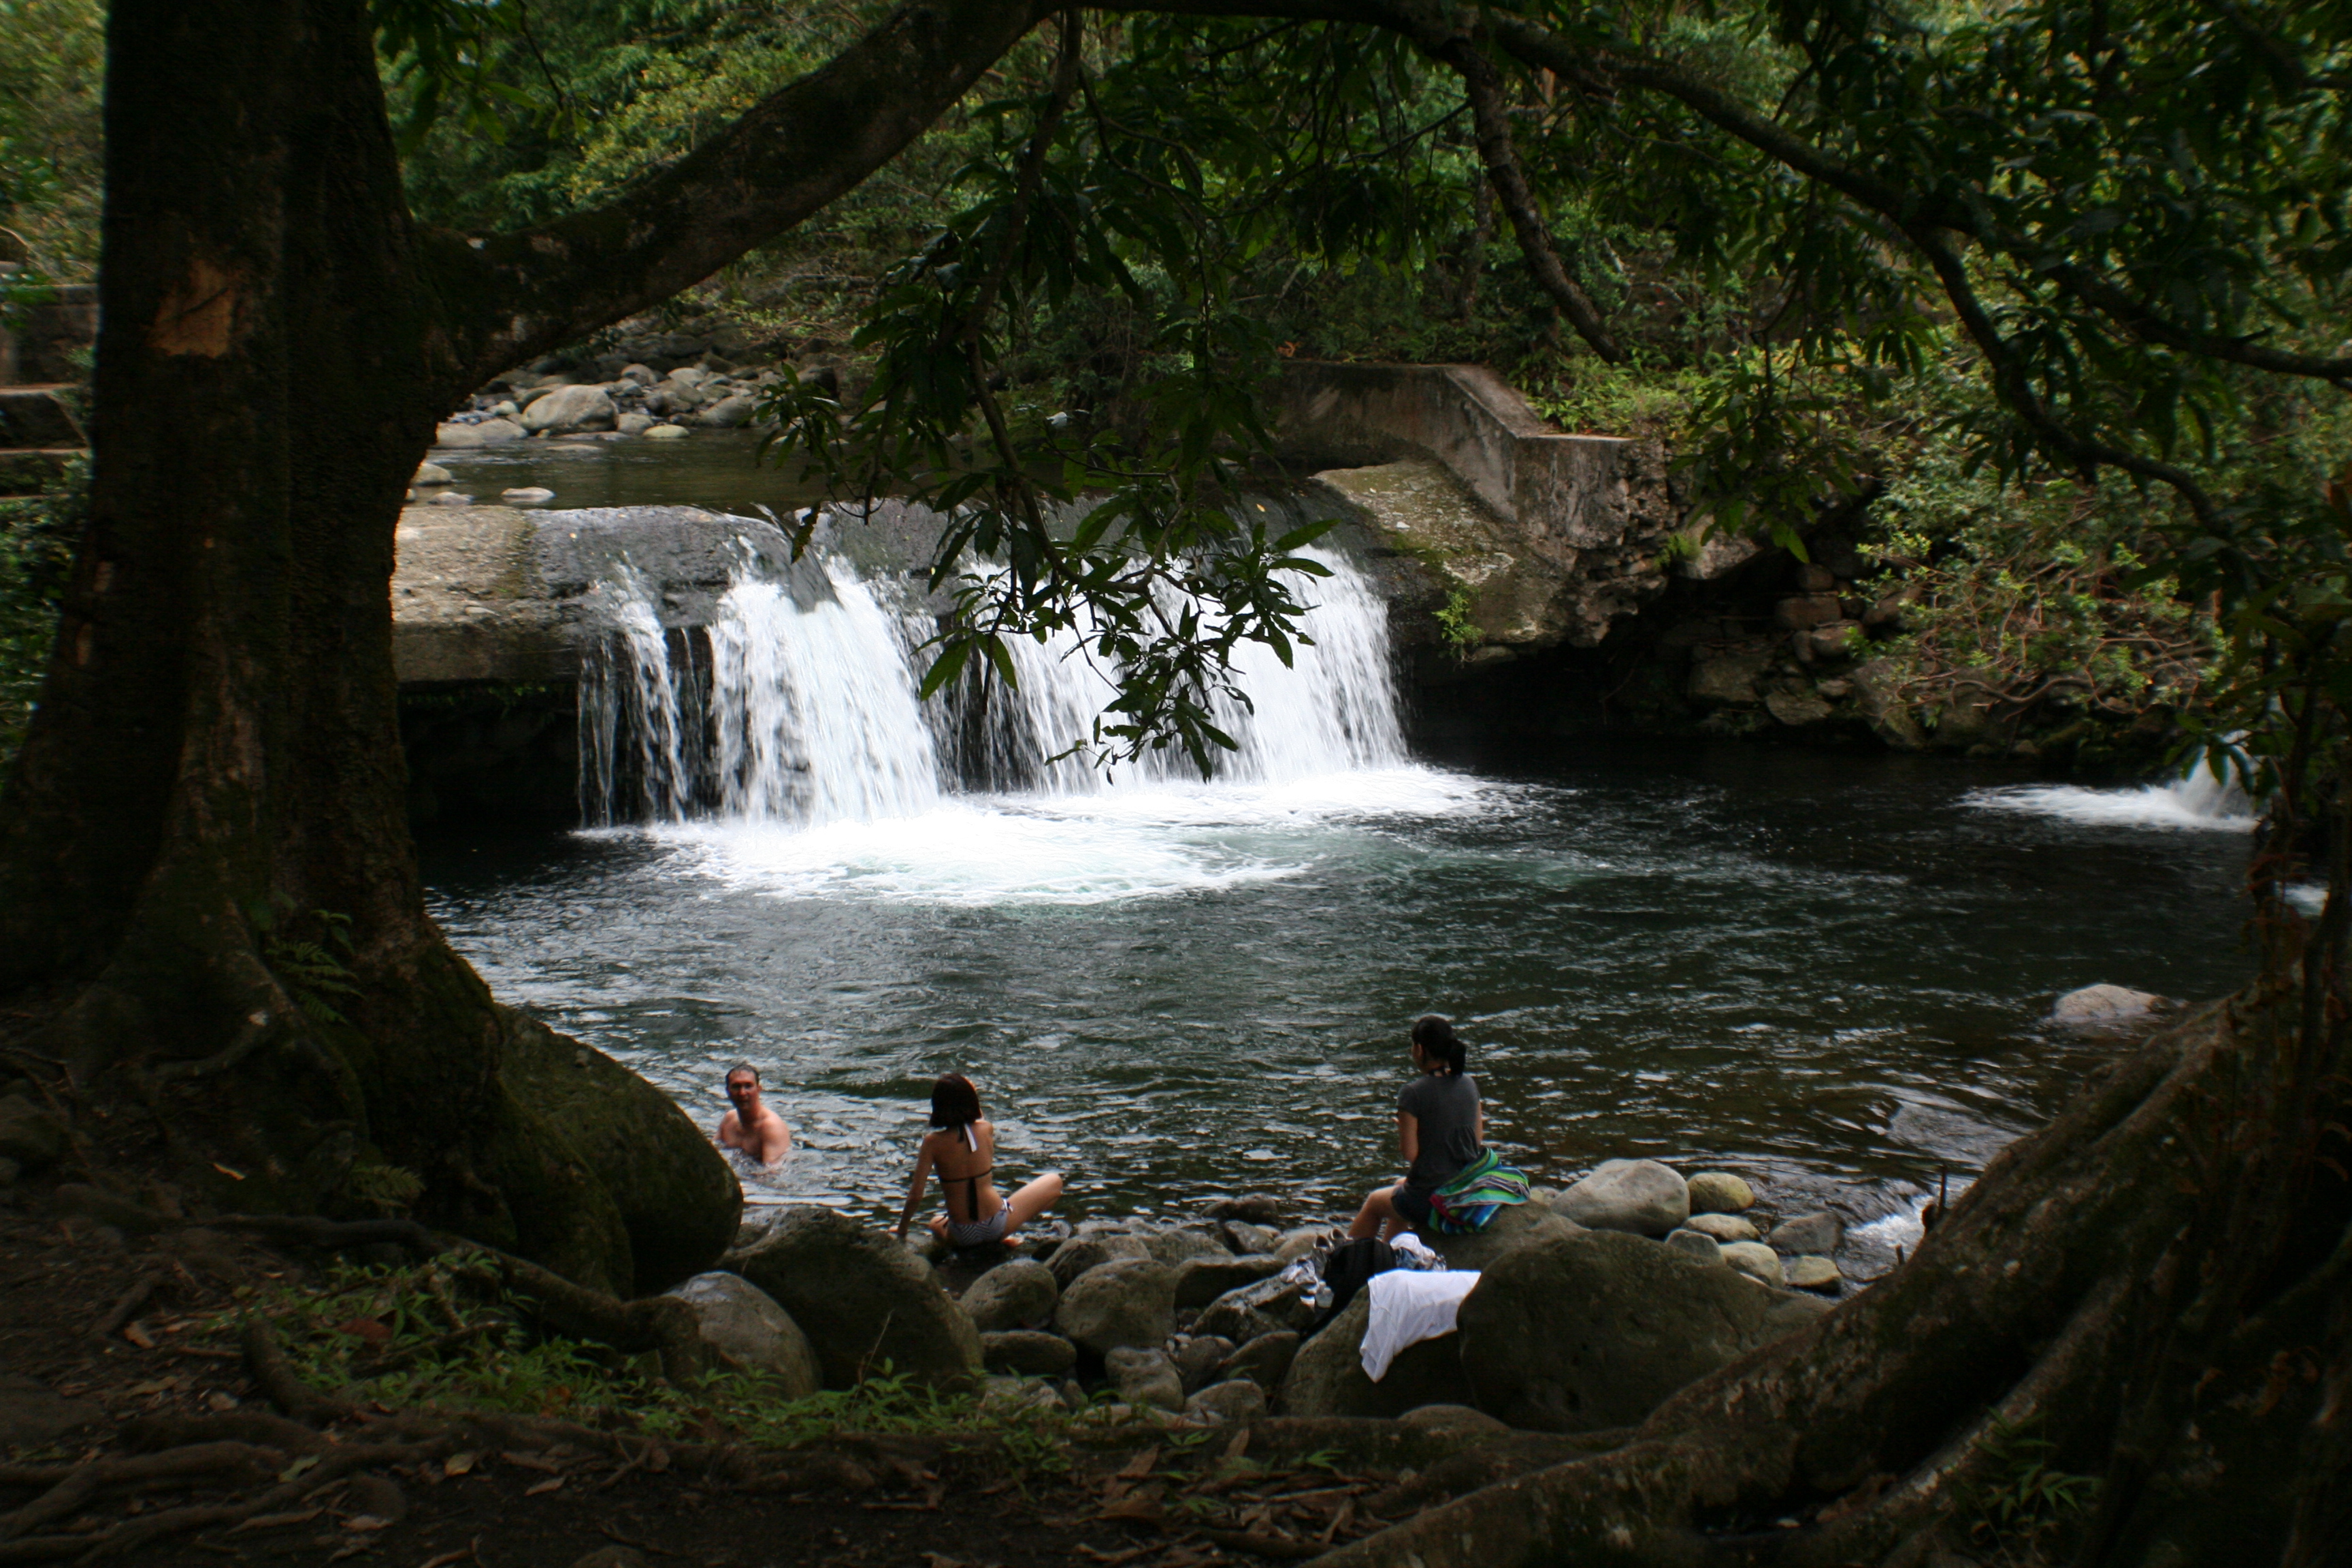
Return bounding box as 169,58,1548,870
8,0,2347,774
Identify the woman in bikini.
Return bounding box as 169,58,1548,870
892,1073,1064,1247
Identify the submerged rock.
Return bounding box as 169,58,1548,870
1456,1228,1770,1433
1555,1159,1690,1236
2049,984,2167,1029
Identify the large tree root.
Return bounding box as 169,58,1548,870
1319,1000,2349,1568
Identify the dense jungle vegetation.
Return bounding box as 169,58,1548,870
7,0,2344,769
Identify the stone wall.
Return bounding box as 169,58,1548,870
1272,361,1727,657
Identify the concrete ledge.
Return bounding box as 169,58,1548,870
391,503,815,687
1275,361,1673,564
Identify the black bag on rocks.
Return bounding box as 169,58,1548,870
1316,1237,1396,1330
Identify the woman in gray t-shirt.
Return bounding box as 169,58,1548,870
1347,1015,1485,1241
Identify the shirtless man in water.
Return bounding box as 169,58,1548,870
717,1064,792,1167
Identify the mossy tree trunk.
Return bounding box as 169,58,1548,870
0,0,1049,1292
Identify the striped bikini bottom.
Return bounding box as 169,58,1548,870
946,1205,1013,1248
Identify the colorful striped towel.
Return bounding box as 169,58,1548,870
1427,1149,1532,1235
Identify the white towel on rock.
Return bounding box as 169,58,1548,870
1359,1268,1480,1382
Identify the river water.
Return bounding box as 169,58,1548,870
421,435,2256,1273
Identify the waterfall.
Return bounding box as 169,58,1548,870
578,566,702,826
2159,752,2252,822
578,544,1407,827
1965,745,2257,832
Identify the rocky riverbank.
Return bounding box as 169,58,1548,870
666,1156,1858,1438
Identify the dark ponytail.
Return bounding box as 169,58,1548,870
1411,1015,1466,1076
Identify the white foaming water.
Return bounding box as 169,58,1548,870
706,574,944,823
1965,754,2255,832
578,566,698,826
581,543,1474,902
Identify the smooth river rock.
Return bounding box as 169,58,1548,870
521,384,619,433
1685,1172,1757,1214
1456,1228,1771,1433
644,423,691,439
1682,1211,1760,1244
1106,1347,1186,1412
721,1206,980,1388
661,1272,819,1396
1275,1292,1474,1420
1766,1212,1844,1256
1145,1226,1232,1266
1555,1159,1690,1236
1054,1257,1177,1354
959,1258,1059,1333
2049,984,2166,1029
1720,1241,1786,1288
1045,1232,1151,1288
1663,1228,1725,1264
1786,1256,1843,1293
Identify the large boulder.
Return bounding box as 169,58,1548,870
1456,1228,1771,1433
502,1019,740,1296
1426,1202,1581,1271
1045,1233,1150,1288
960,1258,1058,1332
721,1207,981,1388
521,385,618,434
1054,1258,1177,1354
695,393,759,429
661,1273,819,1396
1275,1292,1475,1419
1554,1159,1690,1236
